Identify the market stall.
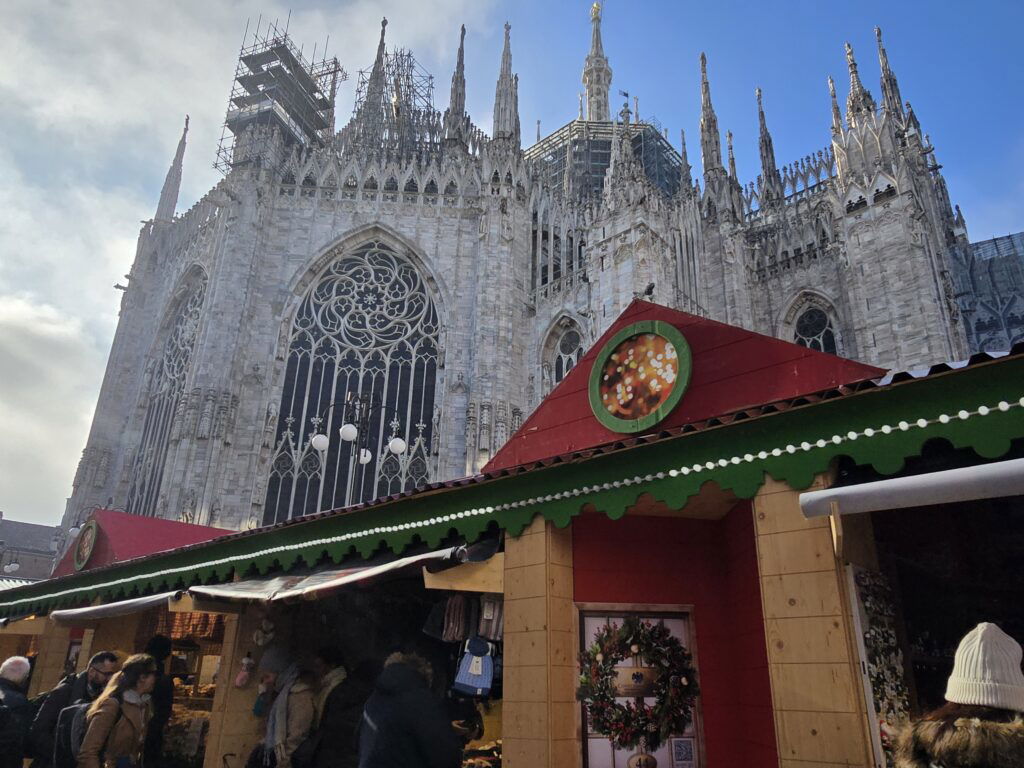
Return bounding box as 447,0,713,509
2,301,1022,768
803,454,1024,767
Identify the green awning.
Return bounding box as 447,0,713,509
2,354,1021,617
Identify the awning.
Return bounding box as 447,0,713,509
800,457,1024,518
49,591,183,626
189,547,458,603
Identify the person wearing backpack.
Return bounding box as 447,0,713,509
30,652,119,768
77,654,157,768
0,656,35,768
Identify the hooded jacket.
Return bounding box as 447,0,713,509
895,717,1024,768
30,672,95,768
357,662,461,768
0,677,33,768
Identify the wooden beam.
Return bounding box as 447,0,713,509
168,594,243,615
422,553,504,594
829,501,845,560
0,616,48,636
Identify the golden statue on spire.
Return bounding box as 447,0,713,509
591,2,602,22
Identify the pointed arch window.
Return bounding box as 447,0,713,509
794,307,837,355
554,327,584,383
126,274,207,516
263,240,440,525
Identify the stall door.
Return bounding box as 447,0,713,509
580,609,702,768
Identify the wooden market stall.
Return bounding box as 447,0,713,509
2,301,1022,768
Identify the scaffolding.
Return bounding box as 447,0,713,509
335,47,440,158
525,118,682,201
215,18,346,174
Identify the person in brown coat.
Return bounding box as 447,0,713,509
256,646,314,768
77,654,157,768
896,623,1024,768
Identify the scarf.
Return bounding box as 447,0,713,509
313,667,347,729
123,690,151,706
264,663,300,762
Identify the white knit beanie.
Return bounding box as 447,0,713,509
945,622,1024,711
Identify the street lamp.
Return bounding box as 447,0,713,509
308,391,409,507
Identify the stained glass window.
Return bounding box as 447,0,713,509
126,276,207,516
263,240,439,524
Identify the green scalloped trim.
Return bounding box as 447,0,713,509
2,358,1022,616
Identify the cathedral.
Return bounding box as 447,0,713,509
60,6,1022,536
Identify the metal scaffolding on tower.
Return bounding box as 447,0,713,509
215,17,346,174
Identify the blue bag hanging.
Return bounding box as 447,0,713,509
452,636,494,697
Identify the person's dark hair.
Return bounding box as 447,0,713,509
88,654,157,716
144,635,172,662
315,646,346,670
89,651,118,668
924,701,1019,735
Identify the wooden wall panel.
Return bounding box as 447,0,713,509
27,623,71,697
502,515,579,768
754,473,874,768
203,609,264,768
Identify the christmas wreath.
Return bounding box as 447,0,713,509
577,617,699,752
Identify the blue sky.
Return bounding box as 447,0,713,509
1,0,1021,524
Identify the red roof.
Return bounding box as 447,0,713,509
52,509,231,578
486,300,884,472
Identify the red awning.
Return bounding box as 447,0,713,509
52,509,231,578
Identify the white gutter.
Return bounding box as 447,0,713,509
799,458,1024,518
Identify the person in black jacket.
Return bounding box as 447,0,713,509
0,656,36,768
142,636,174,768
28,651,118,768
357,653,461,768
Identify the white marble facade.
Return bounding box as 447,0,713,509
62,11,990,536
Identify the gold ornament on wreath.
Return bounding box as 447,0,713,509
577,617,700,763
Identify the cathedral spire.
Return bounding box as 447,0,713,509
443,25,468,143
582,2,612,121
679,128,692,188
756,88,782,200
367,19,388,102
875,27,904,118
828,75,843,134
726,130,738,180
844,41,876,125
492,22,520,142
699,52,724,176
156,115,188,222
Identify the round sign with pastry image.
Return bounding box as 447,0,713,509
589,321,692,433
73,520,99,571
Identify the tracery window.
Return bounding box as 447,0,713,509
263,240,439,525
554,327,584,383
794,307,837,354
126,275,207,516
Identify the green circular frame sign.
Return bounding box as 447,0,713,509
73,520,99,572
588,320,693,433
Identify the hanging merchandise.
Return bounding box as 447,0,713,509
478,596,504,641
234,652,256,688
443,594,467,643
453,636,495,697
423,600,447,640
252,617,275,647
464,595,481,642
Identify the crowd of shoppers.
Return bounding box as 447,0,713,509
28,623,1020,768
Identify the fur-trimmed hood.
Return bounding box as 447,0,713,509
895,717,1024,768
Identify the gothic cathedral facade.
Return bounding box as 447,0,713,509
62,8,989,535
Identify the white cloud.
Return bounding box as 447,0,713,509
0,0,495,525
0,297,103,524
